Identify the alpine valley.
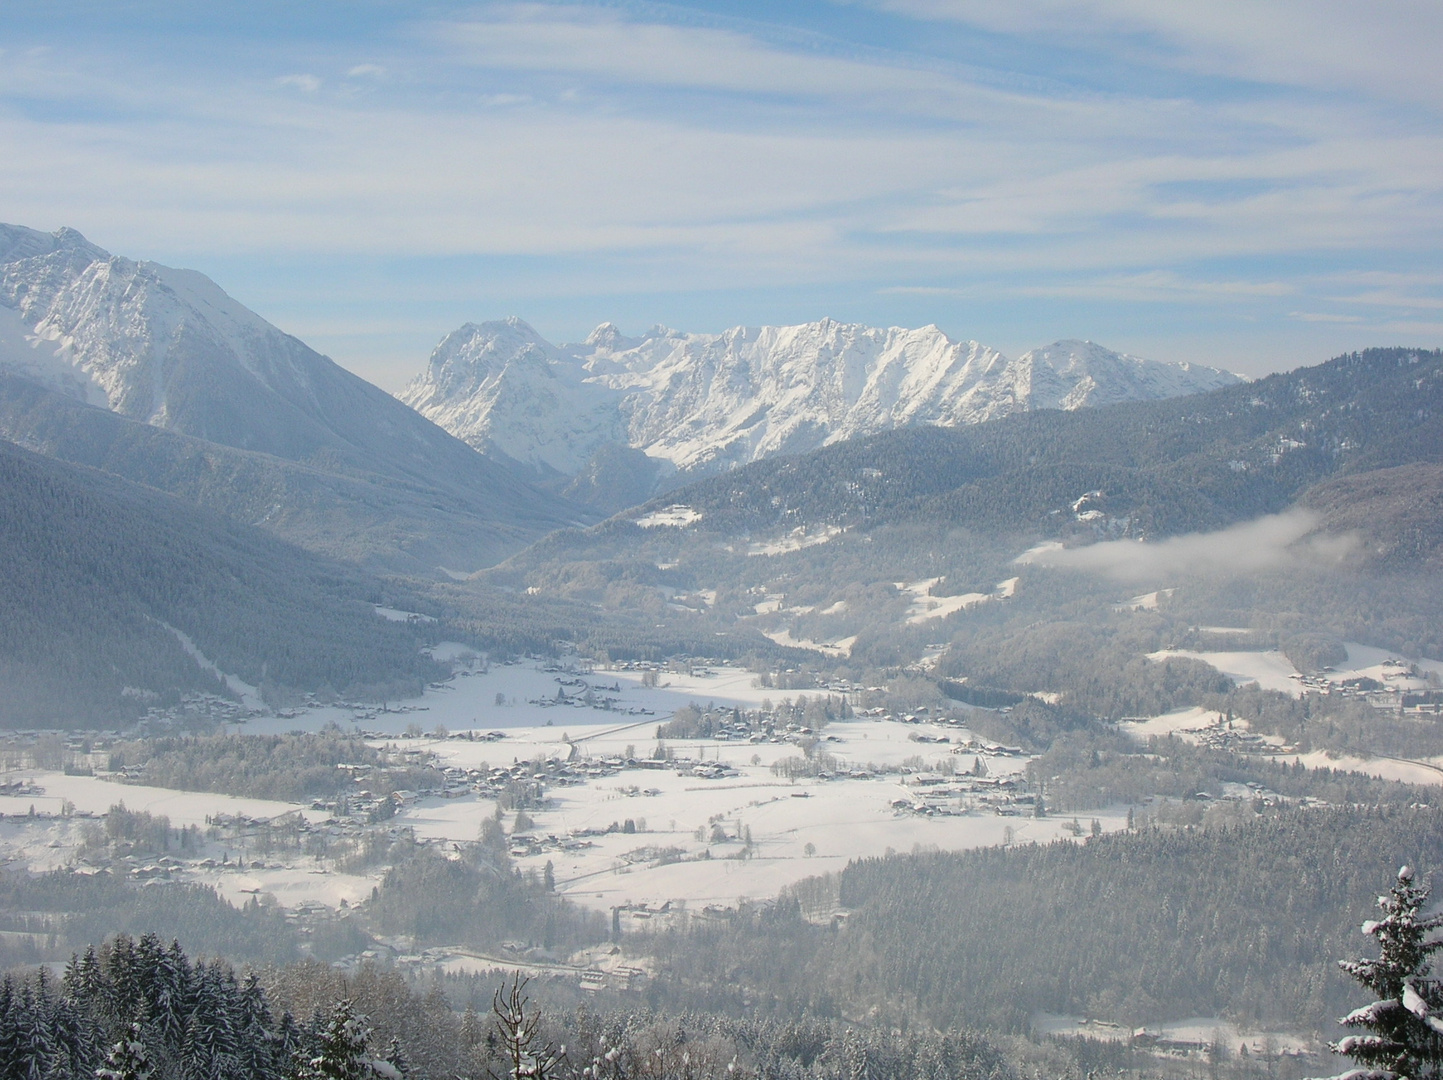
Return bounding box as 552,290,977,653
6,223,1443,1080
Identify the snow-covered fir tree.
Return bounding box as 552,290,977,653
96,1023,153,1080
1332,866,1443,1080
298,1000,375,1080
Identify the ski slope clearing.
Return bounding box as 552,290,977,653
1116,588,1174,611
896,577,1015,624
760,629,857,657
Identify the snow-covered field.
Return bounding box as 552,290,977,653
0,772,320,827
760,629,857,657
1118,706,1229,742
0,719,1122,917
1146,648,1300,695
403,718,1129,914
1291,751,1443,787
1147,641,1443,698
1034,1013,1314,1055
0,772,380,904
0,661,1138,916
243,659,782,737
635,505,702,529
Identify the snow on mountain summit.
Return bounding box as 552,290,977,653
399,318,625,475
0,223,323,426
0,224,572,495
401,320,1244,478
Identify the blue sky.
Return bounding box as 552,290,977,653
3,1,1442,388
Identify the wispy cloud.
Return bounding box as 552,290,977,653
869,1,1443,107
0,1,1439,380
1016,510,1358,581
1289,312,1363,324
275,73,322,93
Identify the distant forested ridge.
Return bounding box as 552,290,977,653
0,437,443,724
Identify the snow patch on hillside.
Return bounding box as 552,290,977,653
762,629,857,657
747,525,842,557
635,505,702,529
1147,648,1299,695
898,577,1016,624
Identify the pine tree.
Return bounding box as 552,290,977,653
237,972,281,1080
382,1036,409,1078
96,1022,153,1080
11,983,53,1080
1332,866,1443,1080
298,1001,374,1080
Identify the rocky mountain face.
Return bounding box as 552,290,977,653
0,225,588,572
401,318,1244,492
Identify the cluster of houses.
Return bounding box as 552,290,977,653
1289,658,1443,716
892,772,1038,817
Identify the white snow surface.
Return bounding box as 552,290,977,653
0,661,1134,916
1147,641,1443,699
0,772,378,907
397,318,626,474
635,505,703,529
401,319,1244,475
896,577,1003,624
0,224,308,424
1147,648,1301,695
394,718,1123,915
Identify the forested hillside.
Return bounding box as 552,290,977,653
628,348,1443,543
0,372,584,575
0,438,442,724
642,805,1443,1034
0,933,1018,1080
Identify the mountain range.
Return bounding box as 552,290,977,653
0,225,588,574
6,219,1439,720
400,317,1244,502
492,347,1443,594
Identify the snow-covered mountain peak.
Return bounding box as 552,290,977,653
1016,339,1244,411
403,318,1245,484
585,321,641,352
0,223,562,492
400,317,621,475
413,318,562,390
1,226,290,418
0,224,108,267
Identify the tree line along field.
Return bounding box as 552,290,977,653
634,803,1443,1035
0,931,1021,1080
